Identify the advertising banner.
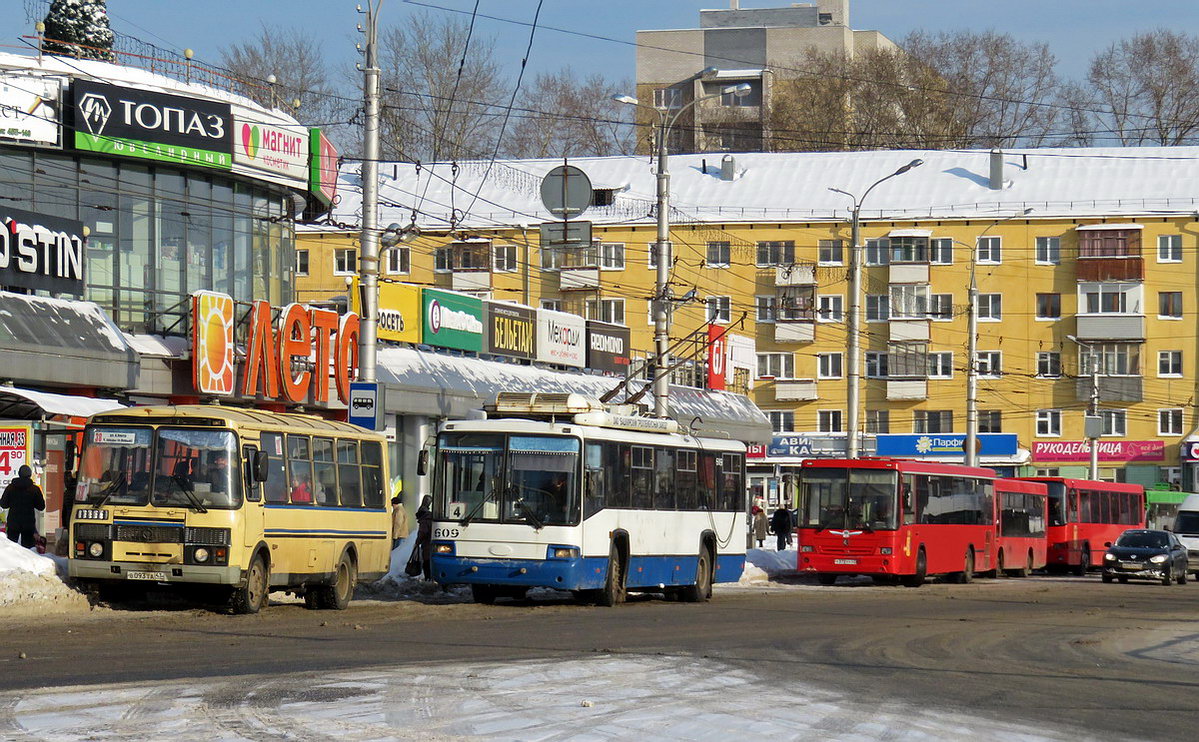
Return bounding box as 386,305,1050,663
369,280,421,344
536,308,586,368
1032,440,1165,462
232,117,309,185
0,206,85,295
0,426,32,510
73,80,232,169
191,291,235,395
706,324,727,391
309,127,339,206
0,74,63,147
586,320,630,374
876,433,1019,457
487,302,536,360
422,288,483,352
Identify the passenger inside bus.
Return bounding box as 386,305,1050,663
290,474,312,504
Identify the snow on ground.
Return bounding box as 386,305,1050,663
0,537,89,613
0,654,1102,741
745,547,799,577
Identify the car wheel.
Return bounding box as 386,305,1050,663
1177,568,1187,585
1118,576,1128,583
1161,567,1173,586
1101,574,1113,583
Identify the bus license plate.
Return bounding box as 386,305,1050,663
127,571,167,581
833,559,857,565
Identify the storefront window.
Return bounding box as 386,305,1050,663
186,174,213,296
119,164,153,329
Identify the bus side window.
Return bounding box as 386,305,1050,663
286,435,314,505
720,453,744,512
1067,488,1079,523
584,443,605,519
337,440,363,508
313,437,337,507
606,442,631,509
697,452,717,510
361,441,385,509
631,446,654,509
655,448,676,510
260,432,288,504
675,450,698,510
902,474,917,525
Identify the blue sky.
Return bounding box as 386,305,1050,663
37,1,1199,85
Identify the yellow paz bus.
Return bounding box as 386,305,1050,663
68,405,391,613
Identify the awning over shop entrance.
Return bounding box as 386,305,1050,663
375,346,771,443
0,291,139,390
0,386,126,420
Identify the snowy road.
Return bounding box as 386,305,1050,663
1,653,1099,741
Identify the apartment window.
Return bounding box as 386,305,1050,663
493,244,518,273
1159,291,1183,319
889,284,929,318
866,409,890,434
757,352,794,379
707,241,730,268
386,246,411,274
295,249,309,276
1100,409,1126,437
1037,351,1062,378
817,295,844,322
1158,350,1183,377
333,248,357,275
864,238,890,265
768,411,795,433
540,246,561,271
866,295,890,321
976,351,1002,378
979,410,1002,433
540,299,563,312
653,86,682,109
977,236,1001,264
978,293,1002,321
1035,236,1061,265
706,296,731,323
818,410,843,433
889,236,928,263
818,239,843,265
930,238,953,265
914,410,953,434
929,293,953,321
1036,293,1061,320
585,298,625,326
647,243,674,269
928,351,953,379
1158,234,1183,263
599,242,625,270
756,240,795,267
1081,282,1139,314
1036,409,1062,437
1080,229,1140,258
434,246,453,272
1080,343,1139,376
1159,409,1184,436
866,352,889,378
755,295,777,323
817,352,843,379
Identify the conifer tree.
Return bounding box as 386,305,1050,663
42,0,116,62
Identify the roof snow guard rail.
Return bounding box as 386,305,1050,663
487,392,605,417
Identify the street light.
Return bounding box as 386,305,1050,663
1067,334,1102,480
828,159,924,458
963,208,1033,467
612,80,752,418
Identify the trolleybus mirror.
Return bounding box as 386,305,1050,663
417,450,429,476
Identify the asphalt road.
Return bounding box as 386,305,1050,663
1,575,1198,740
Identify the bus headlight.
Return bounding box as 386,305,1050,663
88,542,104,558
548,546,579,559
193,548,210,563
800,545,814,553
879,547,892,555
434,543,454,555
1150,554,1168,564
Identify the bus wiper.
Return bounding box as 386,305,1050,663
516,501,544,530
92,477,125,509
458,496,492,527
167,475,208,513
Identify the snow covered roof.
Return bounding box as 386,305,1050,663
0,385,125,419
311,147,1199,233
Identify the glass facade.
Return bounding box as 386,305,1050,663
0,149,296,334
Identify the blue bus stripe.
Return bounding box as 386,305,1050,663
264,504,386,513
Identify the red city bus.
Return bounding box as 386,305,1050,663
796,458,999,587
1014,478,1144,575
994,478,1048,577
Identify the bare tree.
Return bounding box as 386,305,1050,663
378,11,505,163
1076,30,1199,146
503,68,636,158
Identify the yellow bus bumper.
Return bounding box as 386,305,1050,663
68,559,243,586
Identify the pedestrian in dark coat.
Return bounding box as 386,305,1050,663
771,504,793,551
414,495,434,580
1,465,45,549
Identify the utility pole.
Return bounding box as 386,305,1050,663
1088,352,1100,480
652,123,672,419
358,1,383,383
964,272,979,466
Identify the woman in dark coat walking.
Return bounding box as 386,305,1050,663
1,465,45,549
413,495,434,580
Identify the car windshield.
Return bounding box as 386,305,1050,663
1175,512,1199,536
1116,531,1169,549
799,468,897,530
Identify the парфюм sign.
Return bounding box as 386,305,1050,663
72,80,232,169
0,206,85,295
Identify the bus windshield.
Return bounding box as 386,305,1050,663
800,468,898,531
436,432,580,527
1043,482,1066,526
79,426,153,506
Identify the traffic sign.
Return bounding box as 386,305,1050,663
540,164,592,218
348,381,385,430
539,220,592,247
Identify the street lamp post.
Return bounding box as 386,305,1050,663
613,80,751,418
829,159,924,458
1067,334,1102,480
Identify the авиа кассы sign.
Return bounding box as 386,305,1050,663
72,80,232,169
0,206,85,295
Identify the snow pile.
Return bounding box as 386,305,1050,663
354,538,470,603
737,563,771,586
0,536,88,611
745,548,799,578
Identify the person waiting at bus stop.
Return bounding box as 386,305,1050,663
2,465,45,549
771,502,794,551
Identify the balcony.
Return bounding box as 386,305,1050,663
889,263,929,284
1076,257,1143,282
887,379,927,400
775,264,816,286
772,378,818,402
774,320,814,343
451,271,491,292
1075,376,1143,403
1075,314,1145,341
559,267,600,291
889,318,929,342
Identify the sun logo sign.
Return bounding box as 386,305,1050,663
192,291,235,395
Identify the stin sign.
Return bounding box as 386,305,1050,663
0,206,85,295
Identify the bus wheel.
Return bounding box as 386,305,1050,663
471,585,498,604
1011,551,1032,578
1073,546,1090,577
316,551,357,610
902,548,926,588
230,553,269,615
596,544,626,607
996,550,1005,578
679,548,712,603
817,574,837,586
958,549,975,584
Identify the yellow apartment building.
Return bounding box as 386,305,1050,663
296,148,1199,504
